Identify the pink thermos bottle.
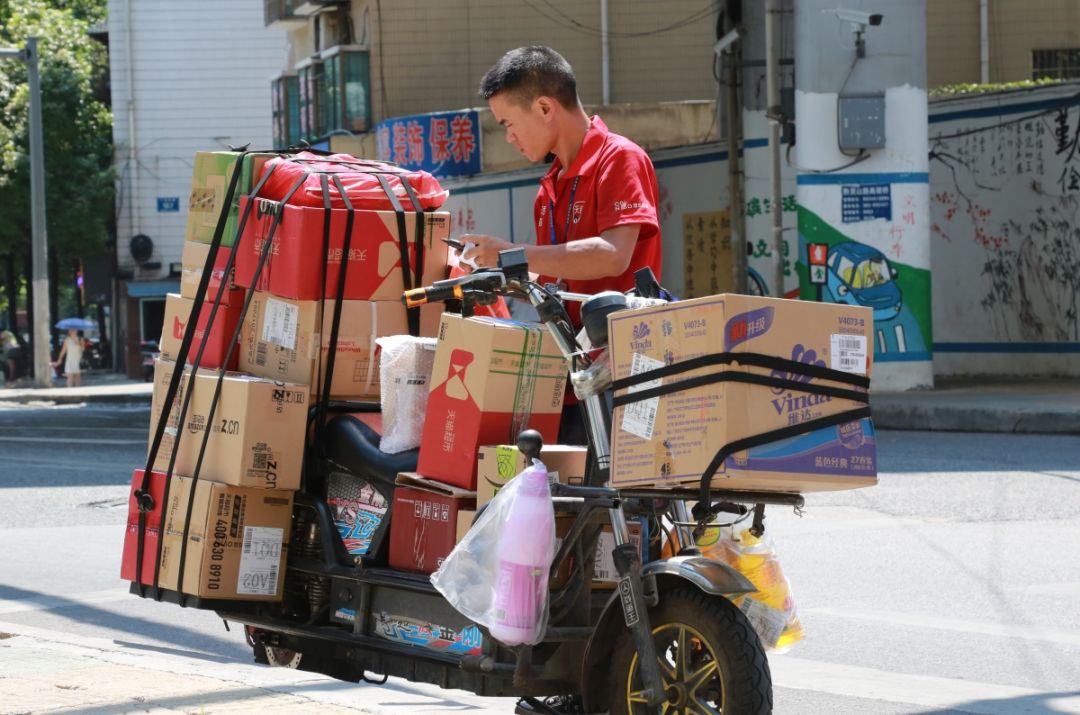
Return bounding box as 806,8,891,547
489,460,554,645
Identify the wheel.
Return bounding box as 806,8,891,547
606,588,772,715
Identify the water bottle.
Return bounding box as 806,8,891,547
489,461,554,646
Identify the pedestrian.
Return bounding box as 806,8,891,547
464,45,664,448
463,45,663,310
54,328,84,387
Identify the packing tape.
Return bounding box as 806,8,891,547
365,301,378,394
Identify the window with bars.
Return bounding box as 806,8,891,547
322,46,372,135
297,58,325,141
271,74,300,149
1032,49,1080,80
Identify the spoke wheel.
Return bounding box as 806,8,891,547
263,645,303,668
607,588,772,715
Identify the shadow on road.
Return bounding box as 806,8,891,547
909,690,1080,715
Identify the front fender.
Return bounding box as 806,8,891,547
580,556,755,711
642,555,756,596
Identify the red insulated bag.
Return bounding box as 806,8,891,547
257,151,449,210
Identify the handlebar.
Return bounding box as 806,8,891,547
402,282,464,308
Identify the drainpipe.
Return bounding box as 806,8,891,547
600,0,610,105
980,0,989,84
126,0,139,237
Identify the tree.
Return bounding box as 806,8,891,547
0,0,112,349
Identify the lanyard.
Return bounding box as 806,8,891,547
547,176,580,246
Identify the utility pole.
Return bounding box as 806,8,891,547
765,0,784,298
0,37,52,387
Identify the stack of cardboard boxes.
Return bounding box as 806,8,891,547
122,150,451,601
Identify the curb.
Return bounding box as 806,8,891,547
0,388,152,406
871,403,1080,434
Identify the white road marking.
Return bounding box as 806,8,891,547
0,435,146,445
805,605,1080,648
772,655,1080,714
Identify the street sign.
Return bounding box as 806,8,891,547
808,242,828,285
157,197,180,213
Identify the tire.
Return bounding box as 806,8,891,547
606,587,772,715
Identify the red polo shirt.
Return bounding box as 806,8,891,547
534,116,662,318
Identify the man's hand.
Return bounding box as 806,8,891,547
460,234,514,270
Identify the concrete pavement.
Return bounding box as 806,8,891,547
3,369,1079,435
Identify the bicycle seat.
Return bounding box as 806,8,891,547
320,413,419,487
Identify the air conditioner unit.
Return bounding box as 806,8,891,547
317,6,352,51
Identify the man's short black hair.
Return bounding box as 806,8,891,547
479,46,579,109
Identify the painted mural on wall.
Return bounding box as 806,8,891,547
929,96,1080,348
797,207,931,357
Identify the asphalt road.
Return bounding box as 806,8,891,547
0,402,1078,714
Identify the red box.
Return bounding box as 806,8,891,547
388,473,476,574
234,198,450,301
417,315,567,490
158,293,244,371
121,469,168,586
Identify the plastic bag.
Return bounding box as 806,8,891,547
258,151,449,210
431,461,556,646
375,335,437,454
663,524,804,652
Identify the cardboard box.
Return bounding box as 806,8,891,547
159,293,245,371
238,291,443,397
608,294,877,492
234,198,450,301
121,469,167,586
417,314,568,490
451,509,643,590
475,444,587,509
550,515,645,589
149,358,308,490
180,241,239,304
388,473,476,574
185,152,274,247
158,475,293,600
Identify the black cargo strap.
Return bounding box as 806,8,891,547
374,173,422,337
612,352,869,409
134,148,283,599
169,172,305,605
612,351,870,393
314,173,357,451
693,406,873,517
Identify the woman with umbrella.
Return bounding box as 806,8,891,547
54,317,94,387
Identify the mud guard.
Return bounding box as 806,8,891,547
579,556,755,711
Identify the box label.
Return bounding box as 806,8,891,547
262,297,299,351
237,526,283,596
830,333,868,374
620,353,664,440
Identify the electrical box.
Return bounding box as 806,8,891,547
838,94,885,151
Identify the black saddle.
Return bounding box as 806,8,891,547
320,413,419,487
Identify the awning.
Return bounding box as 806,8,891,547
125,280,180,298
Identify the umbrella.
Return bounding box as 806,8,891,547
55,317,97,331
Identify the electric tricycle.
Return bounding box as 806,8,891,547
218,250,809,715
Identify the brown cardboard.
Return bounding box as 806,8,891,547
387,473,476,573
180,241,238,303
608,294,877,492
417,314,568,490
159,293,244,371
149,358,308,490
550,515,644,589
158,476,293,600
475,444,587,509
238,291,443,397
456,509,476,544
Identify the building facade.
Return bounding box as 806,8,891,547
108,0,286,374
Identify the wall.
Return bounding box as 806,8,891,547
927,0,1080,86
929,82,1080,376
327,0,718,124
108,0,286,276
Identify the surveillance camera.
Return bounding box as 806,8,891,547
826,8,884,27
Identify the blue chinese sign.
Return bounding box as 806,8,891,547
841,184,891,223
156,197,180,213
375,109,481,178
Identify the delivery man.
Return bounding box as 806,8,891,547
464,45,663,447
463,45,662,310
